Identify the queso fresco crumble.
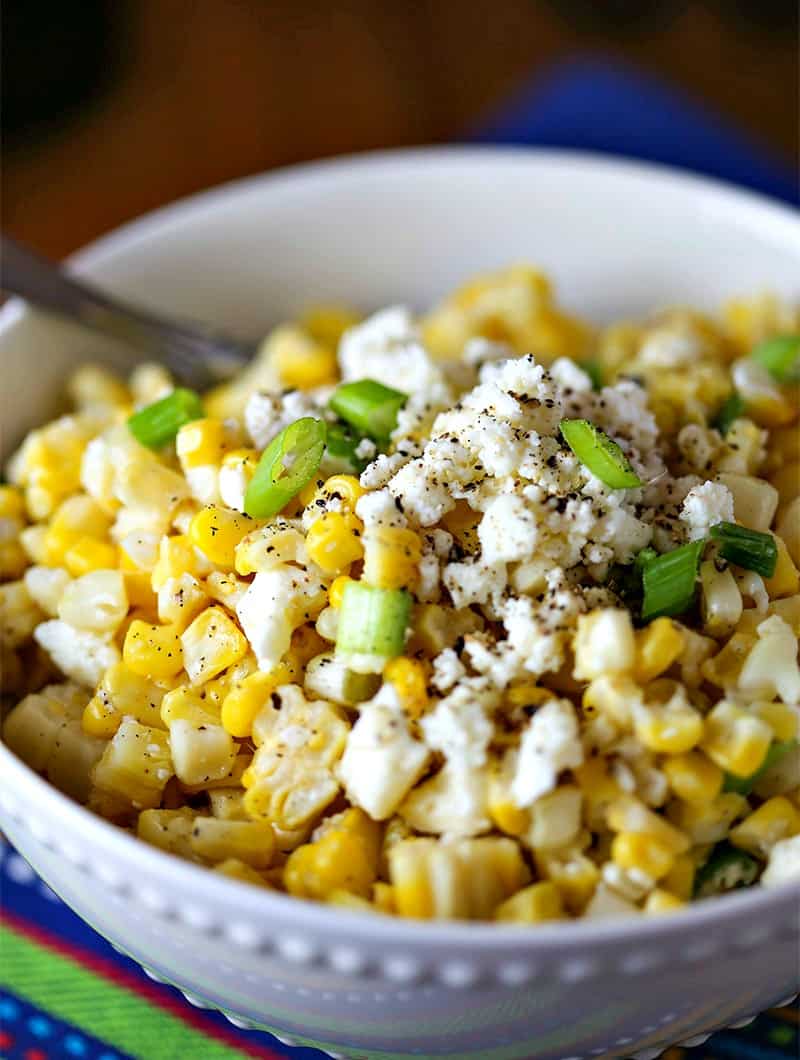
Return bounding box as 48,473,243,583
2,265,800,922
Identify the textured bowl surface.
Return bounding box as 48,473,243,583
1,148,799,1059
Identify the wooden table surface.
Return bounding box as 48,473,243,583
2,0,798,259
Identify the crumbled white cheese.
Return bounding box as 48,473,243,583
355,488,408,530
244,389,318,450
761,834,800,887
420,682,496,769
638,326,701,369
511,698,583,808
235,566,324,671
431,649,466,693
681,481,735,541
338,307,445,396
400,763,490,837
34,619,120,688
337,687,429,820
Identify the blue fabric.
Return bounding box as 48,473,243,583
472,57,799,206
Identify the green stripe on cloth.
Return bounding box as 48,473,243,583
0,923,247,1060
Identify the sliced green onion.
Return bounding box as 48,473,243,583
244,417,326,518
336,581,411,661
560,418,641,489
579,359,604,391
640,539,705,622
710,521,778,578
751,334,800,382
326,420,371,473
329,379,407,440
713,392,745,435
723,739,798,795
128,388,204,448
635,547,658,570
693,842,759,899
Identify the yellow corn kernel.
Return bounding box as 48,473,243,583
701,700,773,778
494,881,564,923
305,511,364,575
716,472,779,533
663,751,723,805
574,758,624,830
221,667,289,738
699,560,743,637
268,325,338,389
751,701,798,743
83,662,167,737
123,620,184,679
644,889,685,915
180,606,247,686
0,537,28,581
302,304,360,348
662,853,695,900
214,859,270,886
729,796,800,858
63,537,118,577
634,618,685,683
769,461,800,506
606,795,690,855
701,632,756,691
175,418,225,470
151,534,199,593
536,851,600,913
611,832,675,881
44,495,112,566
328,574,353,609
362,525,422,591
189,505,254,567
0,486,25,520
190,817,275,869
573,609,636,680
384,657,429,719
372,881,395,915
310,475,365,513
160,684,221,728
633,696,704,754
668,792,748,845
284,809,380,900
777,498,800,566
581,674,637,728
765,535,799,598
92,717,173,809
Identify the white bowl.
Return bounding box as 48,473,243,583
1,148,799,1060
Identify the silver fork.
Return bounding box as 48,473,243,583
0,234,253,391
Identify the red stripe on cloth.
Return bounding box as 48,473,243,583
1,909,287,1060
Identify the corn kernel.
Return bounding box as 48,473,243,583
151,534,199,591
310,475,365,513
765,535,799,598
190,505,254,567
633,694,704,754
668,792,748,845
302,304,360,347
729,796,800,858
92,717,173,809
180,606,247,685
123,620,184,679
305,511,364,575
701,700,773,777
574,758,624,830
44,495,112,566
160,684,222,728
82,662,167,737
0,485,25,520
384,657,429,719
63,537,118,577
284,809,380,900
573,609,635,680
662,853,695,900
644,889,685,914
176,418,225,470
606,795,690,854
777,498,800,566
663,751,723,804
536,850,600,913
611,832,675,881
221,668,289,738
716,472,779,532
268,325,338,389
190,817,275,868
362,525,422,590
328,575,353,609
751,701,798,743
634,618,684,683
494,881,564,923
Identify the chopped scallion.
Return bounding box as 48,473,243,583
336,581,411,663
723,739,797,795
751,334,800,382
560,418,642,489
640,539,705,621
693,842,759,899
244,417,326,518
710,521,777,579
579,359,604,391
329,379,407,440
128,388,204,448
326,420,371,473
713,392,745,435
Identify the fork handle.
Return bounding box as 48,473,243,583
0,233,248,388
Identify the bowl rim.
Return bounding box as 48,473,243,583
2,145,799,950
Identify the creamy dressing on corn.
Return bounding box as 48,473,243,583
2,266,800,919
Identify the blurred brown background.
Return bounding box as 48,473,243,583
2,0,798,260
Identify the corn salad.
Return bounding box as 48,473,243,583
2,266,800,922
